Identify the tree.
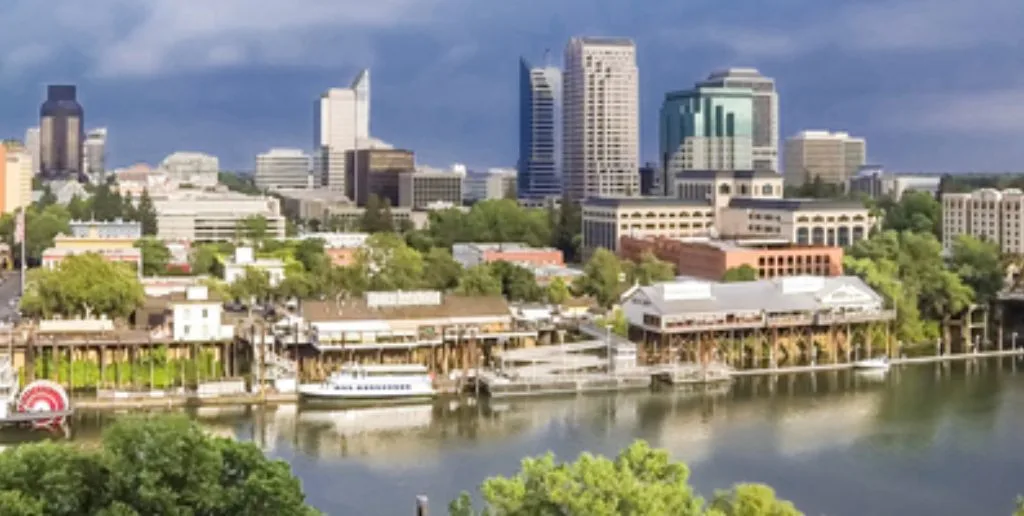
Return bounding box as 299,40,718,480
136,189,159,236
238,215,269,246
457,265,502,296
135,237,171,276
627,251,675,286
546,277,571,305
191,244,222,276
67,194,90,220
230,266,272,304
354,233,424,291
722,265,758,282
551,196,582,262
20,253,145,320
0,204,72,264
38,184,57,207
276,270,314,300
0,416,320,515
879,190,942,237
577,249,624,307
949,234,1003,303
490,260,543,302
423,248,463,291
361,194,394,233
449,440,798,516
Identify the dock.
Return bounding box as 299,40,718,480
733,349,1024,377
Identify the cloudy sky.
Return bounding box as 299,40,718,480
0,0,1021,172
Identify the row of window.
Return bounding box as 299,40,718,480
331,384,414,391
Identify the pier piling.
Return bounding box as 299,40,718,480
415,495,429,515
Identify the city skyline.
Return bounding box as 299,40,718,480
0,0,1021,172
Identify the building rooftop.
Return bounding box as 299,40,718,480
583,196,712,208
455,242,560,253
727,197,868,211
628,276,883,316
675,170,782,181
576,36,635,47
301,294,511,323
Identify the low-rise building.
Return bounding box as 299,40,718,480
452,243,564,269
223,247,285,287
167,285,234,342
942,188,1024,253
42,225,142,276
581,197,716,258
399,169,463,209
718,198,873,246
300,290,533,374
619,236,843,281
69,219,142,239
847,166,941,200
152,190,286,242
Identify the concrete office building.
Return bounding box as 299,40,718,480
314,70,370,192
83,128,107,182
942,188,1024,254
517,56,562,199
464,168,517,202
784,131,866,187
717,198,873,246
562,37,640,201
159,152,219,188
697,68,779,172
24,127,40,176
847,166,941,200
39,85,84,181
69,219,142,239
255,148,311,191
346,148,415,206
581,197,716,258
152,191,286,242
672,169,783,215
660,86,754,193
0,142,33,214
399,169,463,209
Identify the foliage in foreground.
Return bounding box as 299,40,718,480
0,416,320,516
449,440,800,516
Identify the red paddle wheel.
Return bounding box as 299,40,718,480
16,380,70,430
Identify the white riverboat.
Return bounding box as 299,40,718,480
298,364,437,403
852,356,890,372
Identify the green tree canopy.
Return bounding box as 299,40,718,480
361,194,396,233
626,251,675,286
20,253,144,320
423,248,464,291
134,237,171,276
577,248,624,307
949,234,1004,303
230,266,272,303
722,265,758,283
237,215,270,245
427,200,552,250
546,277,571,305
879,190,941,237
457,265,502,296
354,233,425,291
490,261,544,302
136,189,159,236
0,416,319,515
449,440,799,516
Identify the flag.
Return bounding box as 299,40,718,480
13,209,24,244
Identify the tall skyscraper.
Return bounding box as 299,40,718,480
783,130,867,187
314,69,370,193
24,127,40,176
659,86,754,194
517,55,562,199
562,37,639,201
255,148,312,191
39,85,85,181
697,68,779,172
83,128,108,182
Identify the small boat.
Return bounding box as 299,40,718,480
852,356,890,371
299,363,437,403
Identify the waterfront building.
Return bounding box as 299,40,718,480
847,166,941,200
299,290,535,375
398,168,464,209
168,285,234,342
255,148,311,191
518,56,562,199
0,141,33,214
718,198,874,246
621,275,896,364
696,68,779,173
83,128,107,182
159,152,219,188
151,190,286,242
659,86,754,193
941,188,1024,254
619,236,843,281
346,148,414,206
452,243,564,269
314,70,370,192
562,37,639,201
581,197,716,258
783,130,866,187
39,85,84,181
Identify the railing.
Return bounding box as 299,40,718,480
765,314,815,327
815,309,897,325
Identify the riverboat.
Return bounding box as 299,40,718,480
0,355,73,431
298,363,437,403
852,356,890,371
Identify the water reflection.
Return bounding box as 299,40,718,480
49,358,1024,516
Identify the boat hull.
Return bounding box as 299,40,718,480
298,386,437,405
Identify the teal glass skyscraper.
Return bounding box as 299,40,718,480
659,86,754,194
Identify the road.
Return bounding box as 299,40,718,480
0,271,22,322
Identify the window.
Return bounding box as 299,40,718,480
201,308,209,318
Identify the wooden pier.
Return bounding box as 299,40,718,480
733,348,1024,377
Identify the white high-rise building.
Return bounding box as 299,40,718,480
697,68,779,172
314,69,370,193
255,148,312,191
159,152,220,188
83,127,107,182
562,37,640,201
24,127,40,176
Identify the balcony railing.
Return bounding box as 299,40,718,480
815,309,897,325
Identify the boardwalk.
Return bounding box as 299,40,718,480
733,349,1024,377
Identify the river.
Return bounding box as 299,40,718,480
30,358,1024,515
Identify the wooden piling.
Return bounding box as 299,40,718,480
415,495,429,516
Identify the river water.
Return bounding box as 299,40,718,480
38,358,1024,515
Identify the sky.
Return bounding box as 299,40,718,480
0,0,1022,173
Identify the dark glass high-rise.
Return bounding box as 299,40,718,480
39,85,85,182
